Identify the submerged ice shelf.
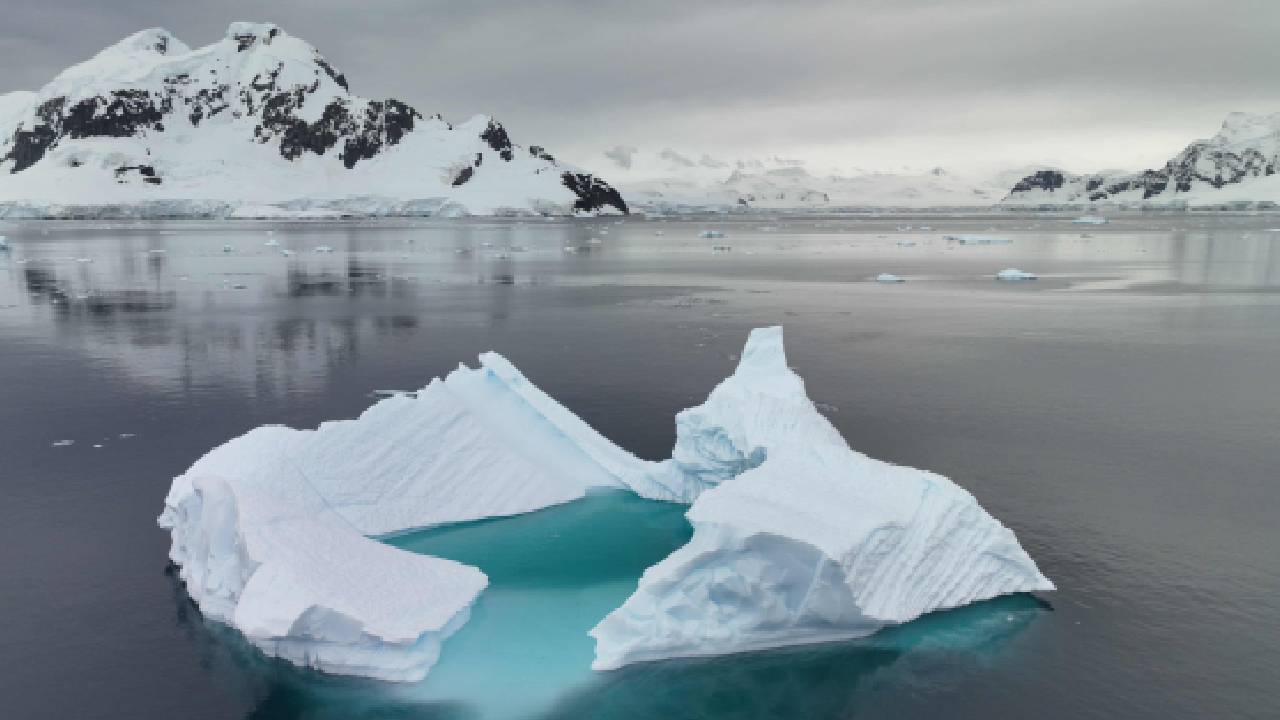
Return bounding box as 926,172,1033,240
160,327,1052,683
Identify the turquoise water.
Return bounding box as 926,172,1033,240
384,490,694,719
376,490,1048,720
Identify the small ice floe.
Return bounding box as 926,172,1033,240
76,257,93,263
896,240,917,247
222,245,233,253
314,245,334,253
947,234,1012,245
1072,215,1108,225
264,238,280,247
1264,228,1280,233
280,249,294,257
995,267,1038,281
698,230,727,239
118,433,135,439
918,225,933,231
653,230,665,236
875,273,905,283
93,444,103,448
895,225,912,232
589,237,603,245
148,248,166,254
232,283,248,290
0,236,8,250
51,439,74,447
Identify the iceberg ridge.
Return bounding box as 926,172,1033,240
590,327,1053,670
159,352,649,681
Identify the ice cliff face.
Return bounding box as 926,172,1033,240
590,327,1054,670
158,352,648,681
1003,112,1280,207
0,23,627,217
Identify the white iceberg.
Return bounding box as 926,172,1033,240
159,352,647,681
160,328,1052,683
875,273,905,283
590,327,1053,670
995,267,1038,281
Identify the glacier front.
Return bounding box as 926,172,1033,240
590,327,1054,670
158,351,650,681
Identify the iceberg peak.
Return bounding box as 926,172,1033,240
590,328,1053,671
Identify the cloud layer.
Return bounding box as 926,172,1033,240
2,0,1276,175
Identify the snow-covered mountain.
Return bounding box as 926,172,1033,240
597,146,1015,211
1002,112,1280,208
0,23,626,218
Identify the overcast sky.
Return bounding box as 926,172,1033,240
2,0,1277,177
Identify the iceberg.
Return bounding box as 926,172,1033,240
875,273,905,283
590,327,1053,670
159,352,648,681
995,267,1038,281
160,327,1052,683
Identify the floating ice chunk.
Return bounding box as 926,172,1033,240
264,238,280,247
995,267,1038,281
591,327,1053,670
159,352,651,681
1072,215,1108,225
76,257,93,263
51,439,74,447
875,273,905,283
896,240,917,247
698,230,727,239
314,245,334,253
0,236,7,249
222,245,233,253
946,234,1011,245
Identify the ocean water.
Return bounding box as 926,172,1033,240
0,214,1277,719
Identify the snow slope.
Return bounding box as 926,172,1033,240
597,147,1013,211
591,327,1053,670
0,24,626,218
1002,112,1280,207
158,352,649,681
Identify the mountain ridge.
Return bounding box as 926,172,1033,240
0,23,627,217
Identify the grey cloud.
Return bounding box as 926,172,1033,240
1,0,1275,175
603,145,637,169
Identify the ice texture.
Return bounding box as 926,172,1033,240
159,352,647,681
590,327,1053,670
875,273,905,283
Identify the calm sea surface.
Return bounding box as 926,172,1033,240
1,214,1276,719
